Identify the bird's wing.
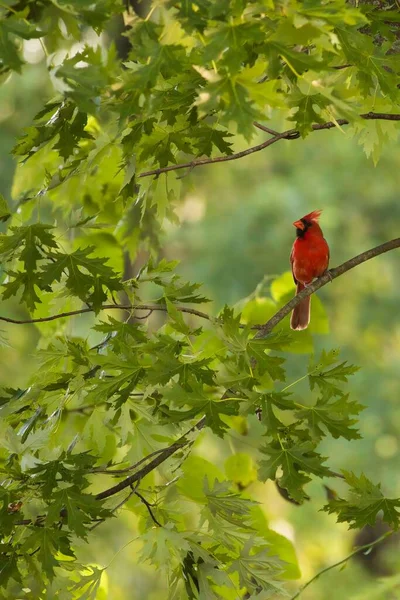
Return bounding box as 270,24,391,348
290,245,298,284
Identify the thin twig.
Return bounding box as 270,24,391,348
0,304,213,326
253,122,281,135
137,129,293,178
90,447,170,475
133,309,154,320
138,113,400,179
96,416,206,501
89,486,137,532
134,489,162,527
290,530,393,599
65,401,108,414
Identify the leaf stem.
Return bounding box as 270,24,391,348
290,530,393,599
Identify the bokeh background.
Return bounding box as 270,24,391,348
1,30,400,600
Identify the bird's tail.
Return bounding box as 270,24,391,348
290,282,310,330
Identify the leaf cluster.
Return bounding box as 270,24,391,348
1,0,399,596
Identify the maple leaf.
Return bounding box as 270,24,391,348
21,527,74,578
228,540,286,596
190,125,234,156
323,471,400,529
259,441,334,503
41,246,122,311
148,352,215,389
246,339,286,381
296,393,364,440
163,384,238,436
139,524,190,568
46,487,110,538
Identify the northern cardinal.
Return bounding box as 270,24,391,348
290,209,329,330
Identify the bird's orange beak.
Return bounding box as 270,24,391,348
293,219,304,230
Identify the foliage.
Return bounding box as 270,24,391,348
0,0,400,598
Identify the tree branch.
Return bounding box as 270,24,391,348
138,128,298,178
290,530,393,599
138,112,400,179
0,304,213,326
95,417,206,501
255,237,400,338
134,489,162,527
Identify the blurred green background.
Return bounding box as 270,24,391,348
1,49,400,599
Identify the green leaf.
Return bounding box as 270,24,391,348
323,471,400,530
296,393,364,440
259,441,334,503
250,506,301,580
0,224,57,309
27,452,97,498
139,524,190,569
54,46,111,112
268,41,325,75
21,527,74,578
288,89,331,136
177,456,225,503
163,383,238,436
69,566,105,600
246,338,286,381
203,479,256,527
165,298,193,335
41,246,122,311
309,350,360,399
228,540,286,596
46,487,110,538
191,125,234,156
0,22,23,73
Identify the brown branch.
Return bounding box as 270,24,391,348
95,417,206,501
90,447,170,475
89,486,138,532
134,489,162,527
255,237,400,338
138,128,298,178
138,112,400,179
0,304,213,326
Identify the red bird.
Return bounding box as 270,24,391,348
290,209,330,330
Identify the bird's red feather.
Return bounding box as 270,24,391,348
290,209,329,330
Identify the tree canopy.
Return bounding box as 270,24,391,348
0,1,400,598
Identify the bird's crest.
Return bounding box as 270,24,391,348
302,209,322,223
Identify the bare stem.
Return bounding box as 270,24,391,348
290,530,393,599
0,303,213,326
138,113,400,179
